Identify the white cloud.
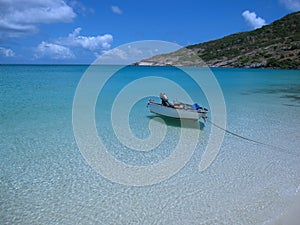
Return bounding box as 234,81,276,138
87,40,183,65
111,5,123,15
34,28,113,60
242,10,266,29
0,0,76,38
96,41,181,65
0,47,15,57
56,27,113,51
97,44,163,65
279,0,300,11
35,41,75,59
68,0,94,15
101,48,128,61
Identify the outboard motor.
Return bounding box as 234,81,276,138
160,92,168,102
160,92,170,106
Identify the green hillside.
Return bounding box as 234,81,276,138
136,12,300,69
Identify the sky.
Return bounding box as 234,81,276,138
0,0,299,64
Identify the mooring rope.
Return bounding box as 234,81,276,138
207,119,300,157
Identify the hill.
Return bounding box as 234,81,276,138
135,11,300,69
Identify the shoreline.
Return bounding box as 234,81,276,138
1,64,300,71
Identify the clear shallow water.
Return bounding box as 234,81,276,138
1,65,300,224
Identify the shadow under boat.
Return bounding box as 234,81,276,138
146,115,206,130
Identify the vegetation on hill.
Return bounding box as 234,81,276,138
136,12,300,69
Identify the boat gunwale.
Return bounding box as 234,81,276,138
148,102,208,114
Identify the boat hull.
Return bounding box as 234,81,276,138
148,103,206,120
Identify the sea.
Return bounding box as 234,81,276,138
1,65,300,224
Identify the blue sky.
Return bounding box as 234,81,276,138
0,0,299,64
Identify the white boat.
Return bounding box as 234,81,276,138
147,93,208,121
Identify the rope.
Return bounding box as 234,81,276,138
207,119,300,157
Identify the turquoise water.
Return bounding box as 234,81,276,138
1,65,300,224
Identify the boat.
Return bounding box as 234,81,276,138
147,93,208,121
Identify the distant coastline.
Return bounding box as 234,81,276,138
1,64,300,71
